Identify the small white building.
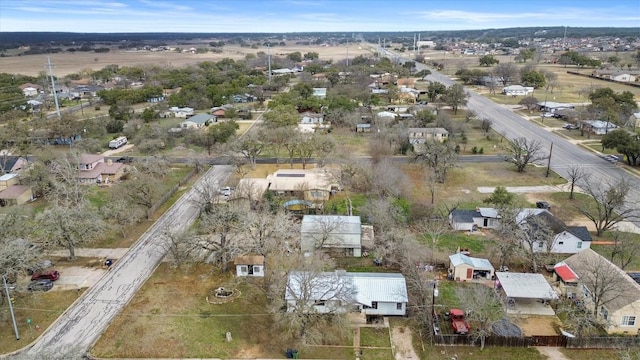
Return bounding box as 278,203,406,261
448,208,501,231
502,85,534,96
580,120,618,135
234,255,265,277
285,271,408,316
170,107,194,118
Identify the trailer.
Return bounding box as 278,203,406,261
108,136,127,149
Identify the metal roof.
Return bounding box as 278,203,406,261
554,263,578,282
496,272,558,300
301,215,361,235
449,253,494,271
285,271,407,305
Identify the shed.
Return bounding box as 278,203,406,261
495,272,558,315
0,185,33,206
449,253,495,281
234,255,265,277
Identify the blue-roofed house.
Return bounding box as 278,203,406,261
285,271,408,316
179,113,215,129
449,253,495,281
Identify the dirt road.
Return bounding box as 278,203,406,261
10,166,233,360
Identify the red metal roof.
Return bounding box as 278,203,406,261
555,264,578,282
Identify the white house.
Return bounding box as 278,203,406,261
628,112,640,128
170,107,194,118
580,120,618,135
285,271,408,316
448,208,501,231
234,255,265,277
312,88,327,99
22,87,38,97
516,209,592,254
301,215,363,257
502,85,534,96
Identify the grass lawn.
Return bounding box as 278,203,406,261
0,290,84,353
359,327,393,360
420,346,546,360
561,348,632,360
91,263,354,359
434,232,493,255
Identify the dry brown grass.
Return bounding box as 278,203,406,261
0,43,373,77
0,289,84,354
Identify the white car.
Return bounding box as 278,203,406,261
218,187,233,197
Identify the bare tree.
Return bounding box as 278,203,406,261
234,130,267,168
480,118,492,134
303,215,347,251
455,284,505,350
608,231,640,270
417,215,450,260
503,137,548,172
101,197,145,238
414,140,459,183
243,210,299,256
35,204,107,260
566,250,635,319
0,213,39,286
577,178,637,236
125,174,162,216
159,229,199,269
47,152,88,208
491,207,525,269
190,174,224,213
197,203,244,272
494,63,518,86
519,212,556,272
566,165,586,200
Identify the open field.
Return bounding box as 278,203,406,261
0,43,373,77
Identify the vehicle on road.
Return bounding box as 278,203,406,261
31,270,60,281
603,155,619,163
450,309,470,335
219,186,233,197
28,279,54,291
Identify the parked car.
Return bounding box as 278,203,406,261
541,112,555,118
27,279,54,292
562,123,580,130
536,201,551,210
31,270,60,281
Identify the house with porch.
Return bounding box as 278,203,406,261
560,249,640,334
285,271,408,317
516,209,592,254
580,120,618,135
266,168,338,205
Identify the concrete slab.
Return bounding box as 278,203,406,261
52,267,107,291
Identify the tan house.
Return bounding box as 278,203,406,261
448,253,495,281
408,127,450,152
266,168,339,204
0,185,33,206
561,249,640,335
77,154,124,184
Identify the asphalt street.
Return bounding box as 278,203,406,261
11,165,233,360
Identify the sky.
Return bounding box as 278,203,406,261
0,0,638,33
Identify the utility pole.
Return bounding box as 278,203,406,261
546,142,554,178
3,275,20,340
346,41,349,67
47,56,61,119
267,44,272,84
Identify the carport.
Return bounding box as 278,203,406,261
495,272,558,316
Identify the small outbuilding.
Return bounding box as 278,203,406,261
234,255,265,277
449,253,495,281
495,272,558,316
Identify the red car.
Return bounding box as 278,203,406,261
31,270,60,281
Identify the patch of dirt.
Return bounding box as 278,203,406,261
536,346,572,360
390,326,419,360
512,316,561,336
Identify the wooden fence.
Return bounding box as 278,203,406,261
433,334,640,349
146,167,198,219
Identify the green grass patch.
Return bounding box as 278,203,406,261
435,232,491,254
86,186,109,208
561,348,629,360
360,327,391,347
421,346,546,360
360,348,394,360
325,193,368,216
334,257,400,273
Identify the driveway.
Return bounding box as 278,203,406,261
536,346,571,360
11,165,233,360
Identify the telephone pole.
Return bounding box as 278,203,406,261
47,56,61,119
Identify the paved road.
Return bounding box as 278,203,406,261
391,51,640,227
11,165,233,360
